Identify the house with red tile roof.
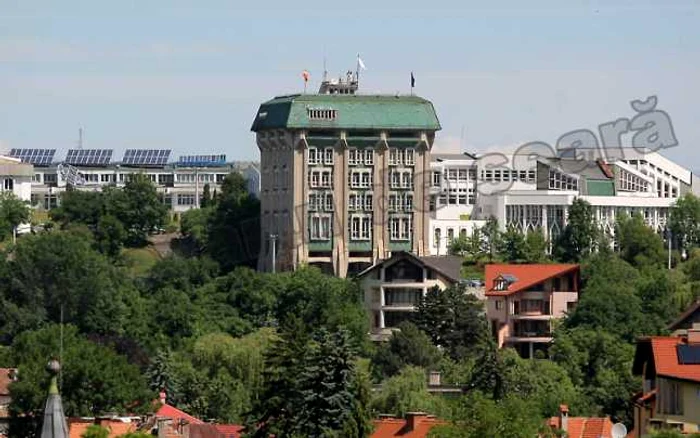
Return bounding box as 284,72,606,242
631,323,700,436
546,405,615,438
485,264,580,358
68,417,139,438
148,393,243,437
371,412,444,438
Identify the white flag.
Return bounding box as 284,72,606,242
357,55,367,70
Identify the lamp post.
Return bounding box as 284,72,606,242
269,233,278,273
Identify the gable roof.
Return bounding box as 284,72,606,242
156,403,204,425
68,419,137,438
0,368,16,396
484,264,579,296
356,252,463,283
547,416,614,438
633,336,700,383
371,415,444,438
667,300,700,331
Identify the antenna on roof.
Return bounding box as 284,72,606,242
323,53,328,82
77,126,83,150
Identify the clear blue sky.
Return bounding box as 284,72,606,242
1,1,699,169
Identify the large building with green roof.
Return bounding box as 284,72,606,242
251,78,441,276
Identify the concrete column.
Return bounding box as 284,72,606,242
529,342,534,359
379,310,385,329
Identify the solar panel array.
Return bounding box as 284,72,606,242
8,148,56,166
677,344,700,364
122,149,171,167
178,154,227,167
65,149,113,166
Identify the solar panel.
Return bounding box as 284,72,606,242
177,154,227,167
121,149,171,167
677,344,700,365
64,149,113,166
8,148,57,166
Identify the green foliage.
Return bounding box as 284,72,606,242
497,225,528,262
414,284,489,361
372,322,442,379
524,228,549,263
554,198,597,262
429,391,544,438
81,425,109,438
251,322,371,437
94,214,126,257
371,366,449,418
106,174,168,244
8,325,152,424
49,189,105,229
179,206,214,255
550,328,638,424
0,191,31,242
207,172,260,271
616,213,666,269
669,192,700,250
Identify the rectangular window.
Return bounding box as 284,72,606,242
351,216,360,240
432,171,441,187
364,149,374,165
348,193,357,211
321,171,332,188
325,193,333,211
390,217,400,240
308,193,318,211
448,169,458,181
361,216,371,240
404,148,415,165
310,171,320,188
402,172,412,189
404,194,413,211
389,194,398,212
308,148,318,165
389,149,398,166
4,178,14,191
361,172,372,188
324,148,334,165
348,149,357,166
351,172,360,188
391,171,401,189
447,228,454,241
365,194,373,211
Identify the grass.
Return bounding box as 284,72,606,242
122,245,162,277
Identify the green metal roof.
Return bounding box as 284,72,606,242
586,179,616,196
251,94,441,132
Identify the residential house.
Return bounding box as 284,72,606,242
667,300,700,336
357,251,480,341
0,368,18,438
68,418,139,438
371,412,444,438
631,323,700,436
485,264,580,358
545,405,615,438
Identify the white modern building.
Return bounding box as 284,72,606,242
5,149,259,218
427,146,698,253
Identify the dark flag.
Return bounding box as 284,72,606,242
411,72,415,88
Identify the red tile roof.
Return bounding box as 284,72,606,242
156,403,204,425
485,264,579,296
214,424,244,438
649,337,700,382
0,368,17,396
68,419,137,438
371,414,444,438
547,416,614,438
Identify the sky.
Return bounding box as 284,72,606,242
1,0,700,169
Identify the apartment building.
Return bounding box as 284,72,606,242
251,76,441,276
356,251,467,341
632,326,700,436
485,264,580,358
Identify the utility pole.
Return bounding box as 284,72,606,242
668,229,672,270
270,233,278,273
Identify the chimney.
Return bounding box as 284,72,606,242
159,390,167,405
406,412,427,432
428,371,441,386
559,405,569,433
688,323,700,344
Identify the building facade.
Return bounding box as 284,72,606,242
251,81,441,276
485,264,580,358
356,252,471,341
632,327,700,436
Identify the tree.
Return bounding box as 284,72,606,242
616,213,666,269
250,322,371,437
201,183,213,208
8,325,152,436
481,217,501,261
207,172,260,270
94,214,126,257
105,174,167,244
524,228,549,263
497,226,528,262
414,284,489,361
372,322,442,379
550,328,638,424
81,425,109,438
179,207,213,255
49,189,105,229
0,191,31,243
669,193,700,251
554,198,597,262
371,366,449,418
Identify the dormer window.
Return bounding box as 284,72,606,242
493,274,518,291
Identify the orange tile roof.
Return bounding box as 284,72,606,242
0,368,16,396
650,337,700,382
485,264,579,296
156,403,204,425
68,419,137,438
214,424,244,437
371,415,444,438
547,416,614,438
